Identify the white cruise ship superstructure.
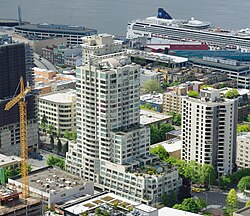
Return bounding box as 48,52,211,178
127,8,250,49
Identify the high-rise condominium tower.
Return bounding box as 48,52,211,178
182,88,238,176
66,34,181,204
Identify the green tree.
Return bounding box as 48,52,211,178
56,128,61,138
199,164,216,186
64,130,71,140
196,197,206,210
247,114,250,122
162,192,170,206
143,80,163,93
225,89,239,99
46,124,54,135
150,144,169,161
237,124,250,133
161,82,170,91
225,189,238,216
95,208,101,215
170,112,182,126
149,123,174,144
237,176,250,192
219,176,231,190
63,141,69,156
40,114,48,132
188,90,199,98
184,161,201,183
50,135,54,149
57,138,62,153
47,155,65,170
245,200,250,207
173,198,200,213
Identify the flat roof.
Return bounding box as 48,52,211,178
158,207,200,216
140,109,172,125
12,166,88,194
0,154,21,167
135,203,157,213
39,89,76,103
140,93,163,104
219,87,250,96
151,139,182,153
64,192,138,215
191,58,249,72
237,132,250,140
15,24,97,34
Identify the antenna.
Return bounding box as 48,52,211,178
18,5,22,25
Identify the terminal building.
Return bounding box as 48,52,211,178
15,23,97,45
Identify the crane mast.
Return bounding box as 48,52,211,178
5,77,31,199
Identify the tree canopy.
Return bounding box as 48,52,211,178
188,90,199,98
225,189,238,215
237,124,250,133
225,89,239,99
170,112,181,126
47,155,65,170
149,123,175,144
173,198,205,213
150,144,169,161
237,176,250,192
143,80,163,93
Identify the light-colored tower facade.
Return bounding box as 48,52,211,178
66,34,181,204
181,88,238,176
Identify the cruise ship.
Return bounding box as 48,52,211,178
127,8,250,49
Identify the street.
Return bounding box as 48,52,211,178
194,191,245,209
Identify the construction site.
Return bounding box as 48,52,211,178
0,186,43,216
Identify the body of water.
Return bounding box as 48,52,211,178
0,0,249,35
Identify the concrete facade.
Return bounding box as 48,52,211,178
237,132,250,169
182,88,238,176
66,34,181,205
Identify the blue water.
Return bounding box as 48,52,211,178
0,0,249,35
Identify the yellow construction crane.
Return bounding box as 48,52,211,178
5,77,31,199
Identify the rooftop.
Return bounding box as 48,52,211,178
158,206,200,216
38,89,76,103
0,154,21,168
134,203,157,213
140,109,172,126
11,166,88,194
140,93,163,104
151,139,182,153
191,57,249,72
15,23,97,34
128,49,188,63
237,132,250,140
63,192,138,215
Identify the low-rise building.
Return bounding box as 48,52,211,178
38,89,76,135
34,67,76,95
237,132,250,169
151,139,182,159
140,93,163,112
0,154,21,169
140,69,163,86
140,109,172,127
8,166,94,208
163,81,202,115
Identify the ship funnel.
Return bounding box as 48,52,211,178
157,8,173,20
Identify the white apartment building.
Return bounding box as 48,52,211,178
237,132,250,169
38,90,76,135
66,34,181,205
182,88,238,176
